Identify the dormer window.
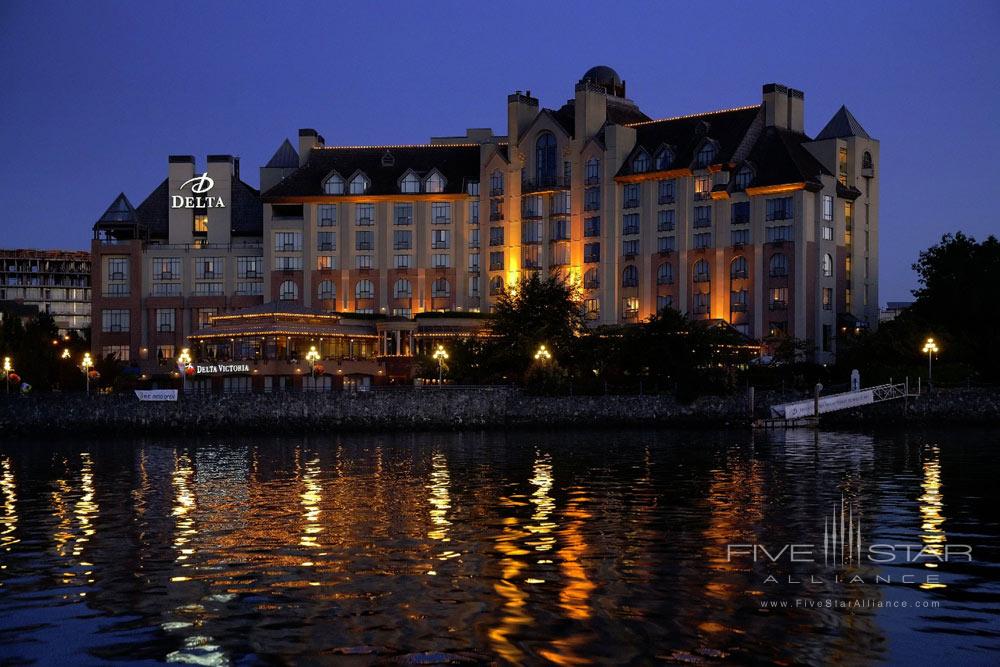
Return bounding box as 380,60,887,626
734,166,753,191
323,173,345,195
654,147,674,170
632,149,650,173
349,172,369,195
425,171,446,194
400,172,420,194
695,142,717,168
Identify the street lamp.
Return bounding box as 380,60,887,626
2,357,11,395
61,348,71,359
534,344,552,362
177,348,192,393
432,344,449,384
305,345,320,373
81,352,93,395
922,337,939,385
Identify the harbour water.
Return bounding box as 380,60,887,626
0,429,998,665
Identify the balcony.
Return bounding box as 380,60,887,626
431,242,450,250
732,216,750,225
490,187,504,197
693,305,710,315
622,227,640,236
769,270,788,278
434,216,451,225
769,301,788,310
693,274,711,283
357,217,373,226
396,216,412,225
158,324,174,333
159,271,174,280
489,211,505,222
585,176,600,186
658,249,674,257
522,175,569,193
393,243,412,251
110,272,125,280
356,243,373,251
731,270,748,280
584,279,600,290
658,195,675,205
623,198,640,209
693,219,712,229
318,243,334,251
731,303,748,312
694,191,712,201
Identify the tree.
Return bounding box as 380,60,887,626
487,273,585,380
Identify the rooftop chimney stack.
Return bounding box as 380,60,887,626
763,83,789,129
298,129,324,166
507,90,539,144
787,88,805,134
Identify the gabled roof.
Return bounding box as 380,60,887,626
262,144,481,199
135,179,169,238
96,193,137,224
617,106,761,177
265,139,299,168
815,105,871,141
744,126,831,189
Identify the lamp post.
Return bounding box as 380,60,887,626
306,345,320,373
922,337,939,386
177,348,192,394
61,348,71,359
432,344,448,384
534,344,552,363
2,357,11,395
81,352,93,395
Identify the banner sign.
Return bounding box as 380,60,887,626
135,389,178,402
194,363,250,375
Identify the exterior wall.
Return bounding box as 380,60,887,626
0,249,91,332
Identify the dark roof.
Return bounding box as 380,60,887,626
815,105,872,140
744,126,831,188
265,139,299,168
606,101,650,126
550,104,576,138
96,193,138,224
121,177,262,240
617,106,761,176
262,144,481,199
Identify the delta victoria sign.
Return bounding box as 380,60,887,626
171,172,226,209
193,363,250,376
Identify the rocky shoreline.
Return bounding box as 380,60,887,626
0,387,997,436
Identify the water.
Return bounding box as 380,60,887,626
0,429,998,665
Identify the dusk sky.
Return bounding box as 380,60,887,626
1,1,997,302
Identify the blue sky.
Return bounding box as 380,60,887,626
1,0,997,302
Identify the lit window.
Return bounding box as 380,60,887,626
349,172,369,194
400,172,420,193
823,253,833,277
193,211,208,235
632,149,650,173
323,173,344,195
425,171,446,193
278,281,298,301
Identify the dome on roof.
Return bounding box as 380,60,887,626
582,65,622,88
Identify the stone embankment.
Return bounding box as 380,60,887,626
0,387,996,436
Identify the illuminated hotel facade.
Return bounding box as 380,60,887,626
91,66,878,382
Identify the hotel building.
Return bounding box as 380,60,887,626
0,248,91,333
91,66,878,387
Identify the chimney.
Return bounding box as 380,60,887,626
298,128,324,166
763,83,789,129
787,88,805,134
507,90,539,145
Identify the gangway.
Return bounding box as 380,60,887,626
759,382,913,428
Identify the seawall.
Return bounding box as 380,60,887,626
0,387,997,436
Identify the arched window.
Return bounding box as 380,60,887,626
425,172,445,193
584,267,600,289
400,172,420,193
734,166,753,190
323,173,344,195
349,172,369,195
693,259,711,282
654,147,673,170
535,132,557,185
278,281,298,301
317,280,335,300
393,278,412,299
622,265,639,287
696,143,717,168
489,276,504,296
657,262,674,285
769,253,788,277
632,149,650,173
823,253,833,277
432,278,450,297
862,151,874,169
355,279,374,299
731,256,748,280
585,157,600,184
490,169,504,195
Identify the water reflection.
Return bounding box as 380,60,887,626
918,444,947,590
0,430,997,665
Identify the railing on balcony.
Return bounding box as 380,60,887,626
521,175,569,193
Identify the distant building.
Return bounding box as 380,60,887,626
0,248,91,332
880,301,913,323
